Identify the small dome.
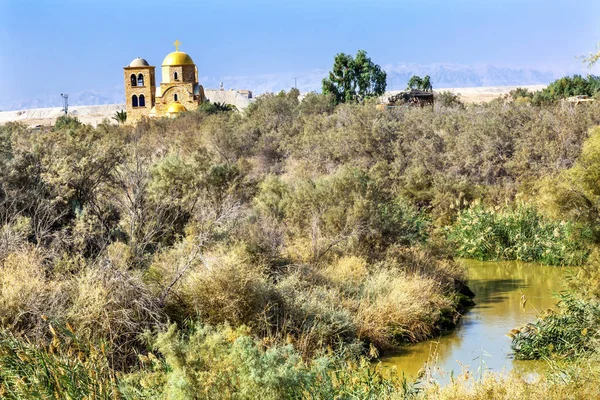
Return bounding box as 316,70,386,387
162,51,194,66
129,57,150,67
167,102,187,114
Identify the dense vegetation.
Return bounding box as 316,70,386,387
511,74,600,105
2,89,600,398
446,202,591,265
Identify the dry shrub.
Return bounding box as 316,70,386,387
149,242,278,327
104,241,134,271
323,256,368,292
275,271,358,356
66,266,163,367
420,364,600,400
0,247,68,336
385,245,468,292
181,257,276,327
356,270,455,349
0,216,31,260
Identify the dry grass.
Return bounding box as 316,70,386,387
66,266,163,368
0,247,69,337
420,365,600,400
356,270,454,348
147,242,277,327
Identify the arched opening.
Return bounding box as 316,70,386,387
174,94,178,101
132,95,138,107
174,72,178,80
139,94,145,107
130,74,137,87
137,73,144,86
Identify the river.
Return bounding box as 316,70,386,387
379,259,566,382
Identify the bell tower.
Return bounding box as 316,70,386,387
123,57,156,123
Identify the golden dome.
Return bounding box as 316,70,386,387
167,102,187,114
162,51,195,66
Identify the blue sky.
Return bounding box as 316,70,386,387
0,0,599,107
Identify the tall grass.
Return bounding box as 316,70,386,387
511,294,600,360
0,323,117,399
446,202,591,265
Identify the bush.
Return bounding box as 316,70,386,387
435,91,464,108
120,322,409,400
446,202,591,265
540,126,600,241
511,294,600,360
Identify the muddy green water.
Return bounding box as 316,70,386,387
379,259,566,381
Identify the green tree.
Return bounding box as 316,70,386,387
113,110,127,124
198,101,237,115
407,75,433,91
322,50,387,104
583,41,600,68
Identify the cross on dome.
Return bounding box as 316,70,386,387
173,39,181,52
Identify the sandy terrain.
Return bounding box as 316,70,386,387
0,85,547,127
382,85,546,104
0,104,125,128
435,84,546,103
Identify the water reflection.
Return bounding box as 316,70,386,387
378,259,565,382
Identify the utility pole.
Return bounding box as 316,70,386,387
294,78,297,90
60,93,69,115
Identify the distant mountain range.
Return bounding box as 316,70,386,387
383,63,559,90
0,63,576,111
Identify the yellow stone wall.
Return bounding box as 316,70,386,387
161,65,197,84
125,61,204,121
123,66,156,123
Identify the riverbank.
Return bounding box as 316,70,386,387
379,259,565,382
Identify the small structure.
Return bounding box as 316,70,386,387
566,95,595,105
384,89,434,108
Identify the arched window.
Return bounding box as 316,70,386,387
174,94,178,101
130,74,137,87
137,73,144,86
174,72,178,80
139,94,145,107
132,95,138,107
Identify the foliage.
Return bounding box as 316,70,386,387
198,101,237,114
446,202,591,265
583,41,600,68
529,75,600,105
421,362,600,399
53,115,82,130
113,110,127,124
0,323,118,399
407,75,433,91
322,50,387,104
435,91,464,108
539,126,600,241
511,294,600,360
120,322,412,400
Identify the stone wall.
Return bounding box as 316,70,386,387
204,89,254,111
124,66,155,122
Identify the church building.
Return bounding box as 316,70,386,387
123,40,206,122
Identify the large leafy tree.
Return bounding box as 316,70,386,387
407,75,433,91
322,50,387,104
